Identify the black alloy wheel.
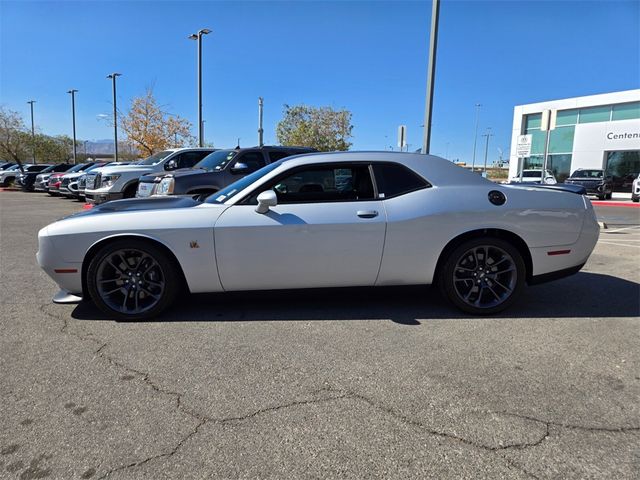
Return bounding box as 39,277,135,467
440,237,525,315
86,239,180,320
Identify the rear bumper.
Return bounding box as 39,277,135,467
529,263,585,285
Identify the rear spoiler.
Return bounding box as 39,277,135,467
509,183,586,195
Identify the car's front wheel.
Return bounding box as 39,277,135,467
439,237,526,315
86,239,181,320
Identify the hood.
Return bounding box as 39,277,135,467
68,196,202,218
140,167,209,182
92,165,154,176
61,172,85,180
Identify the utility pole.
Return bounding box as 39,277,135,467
188,28,211,147
27,100,36,163
482,128,493,176
258,97,264,147
67,89,78,164
422,0,440,154
471,103,482,171
106,73,121,161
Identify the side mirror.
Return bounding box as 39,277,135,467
255,190,277,214
165,159,178,170
231,162,249,174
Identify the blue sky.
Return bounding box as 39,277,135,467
1,0,638,162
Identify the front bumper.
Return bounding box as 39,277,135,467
37,230,83,295
85,190,124,204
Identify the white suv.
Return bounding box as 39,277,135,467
84,148,214,204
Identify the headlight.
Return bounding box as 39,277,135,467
101,174,120,187
156,177,175,195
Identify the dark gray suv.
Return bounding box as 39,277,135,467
136,146,315,199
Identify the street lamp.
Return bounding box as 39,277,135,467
471,103,482,172
67,89,78,164
482,128,494,175
188,28,211,147
27,100,36,163
106,73,122,161
421,0,440,154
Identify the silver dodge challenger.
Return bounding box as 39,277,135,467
37,152,599,320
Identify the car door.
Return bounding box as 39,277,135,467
214,162,386,291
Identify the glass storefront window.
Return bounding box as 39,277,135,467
556,109,578,126
605,151,640,192
578,105,611,123
525,113,541,130
530,129,547,155
548,126,575,154
523,155,543,169
547,154,572,183
612,101,640,121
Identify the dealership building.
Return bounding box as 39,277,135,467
509,89,640,187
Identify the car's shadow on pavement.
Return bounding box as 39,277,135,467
70,272,640,324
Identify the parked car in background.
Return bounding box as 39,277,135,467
48,162,96,195
137,146,316,200
60,162,112,199
85,148,214,204
16,165,52,188
0,162,17,171
21,163,73,191
632,173,640,202
1,164,46,187
564,169,613,200
38,151,599,320
509,169,557,184
76,162,131,200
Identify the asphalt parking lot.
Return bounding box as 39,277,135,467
1,191,639,479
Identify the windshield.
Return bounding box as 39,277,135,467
571,170,603,178
206,161,282,204
195,150,237,171
137,150,173,166
522,171,542,177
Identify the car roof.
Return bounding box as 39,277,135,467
276,151,491,186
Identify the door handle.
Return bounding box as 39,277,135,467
357,210,379,219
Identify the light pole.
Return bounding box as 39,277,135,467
258,97,264,147
421,0,440,154
471,103,482,171
188,28,211,147
482,128,493,176
106,73,121,161
67,89,78,164
27,100,36,163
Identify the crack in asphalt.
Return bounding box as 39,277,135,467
39,304,639,480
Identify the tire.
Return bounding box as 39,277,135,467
597,194,605,200
633,197,639,203
605,192,612,200
86,238,181,320
438,237,526,315
123,183,138,199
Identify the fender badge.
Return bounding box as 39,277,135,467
189,241,200,249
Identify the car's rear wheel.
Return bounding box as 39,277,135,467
439,237,526,315
86,239,180,320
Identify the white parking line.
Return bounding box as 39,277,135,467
602,226,640,234
599,241,640,248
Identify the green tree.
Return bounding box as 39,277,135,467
33,134,73,163
276,104,353,151
0,106,29,164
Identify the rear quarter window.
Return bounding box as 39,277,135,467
372,163,430,199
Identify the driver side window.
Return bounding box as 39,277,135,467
247,164,375,204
